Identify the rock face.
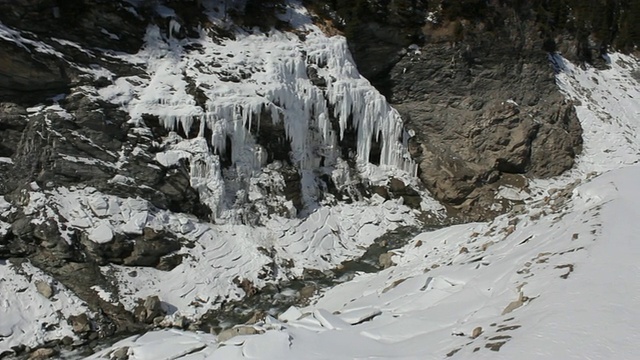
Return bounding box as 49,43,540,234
0,0,199,342
395,44,581,216
0,0,145,103
2,97,209,218
0,42,69,101
337,2,583,219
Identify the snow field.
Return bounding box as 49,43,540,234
0,262,90,352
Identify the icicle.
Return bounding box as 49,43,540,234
131,20,424,220
179,115,193,136
169,18,181,38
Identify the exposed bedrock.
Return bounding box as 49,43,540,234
0,0,147,104
341,5,583,220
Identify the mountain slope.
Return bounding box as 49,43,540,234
0,1,638,359
86,54,640,360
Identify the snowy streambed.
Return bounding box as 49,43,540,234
41,224,432,359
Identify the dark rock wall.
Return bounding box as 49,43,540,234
0,0,146,103
0,0,210,337
392,13,583,215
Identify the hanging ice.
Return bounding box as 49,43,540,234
106,5,418,218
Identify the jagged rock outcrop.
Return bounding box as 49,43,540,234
1,101,209,218
391,19,583,218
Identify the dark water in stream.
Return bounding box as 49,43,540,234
198,224,438,331
9,224,441,359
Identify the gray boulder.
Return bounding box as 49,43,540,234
35,280,54,300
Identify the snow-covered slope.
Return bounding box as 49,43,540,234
86,54,640,359
0,260,89,352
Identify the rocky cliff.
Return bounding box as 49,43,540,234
392,8,583,220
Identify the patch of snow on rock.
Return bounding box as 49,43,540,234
0,262,90,354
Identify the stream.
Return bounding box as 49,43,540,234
197,224,438,332
10,224,439,360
